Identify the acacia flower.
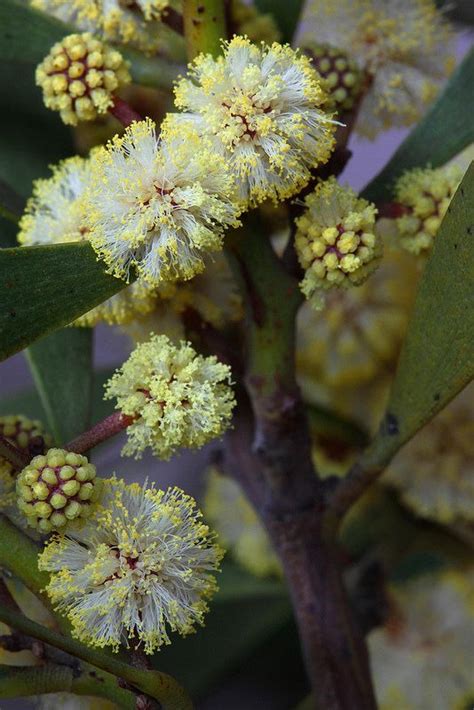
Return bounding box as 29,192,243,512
384,384,474,525
32,0,177,54
204,467,281,579
393,165,462,255
295,178,381,309
104,334,235,459
36,33,130,126
88,119,241,284
369,570,474,709
16,449,101,534
18,154,159,326
298,0,455,138
168,36,336,206
39,477,223,653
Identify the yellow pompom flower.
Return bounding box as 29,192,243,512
303,44,365,113
204,467,281,579
295,178,382,309
32,0,176,54
369,570,474,709
88,119,241,285
39,477,223,653
298,0,454,138
16,449,100,534
394,165,462,255
104,334,235,459
18,154,159,327
36,33,130,126
169,36,336,206
384,384,474,526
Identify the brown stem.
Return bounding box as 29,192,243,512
0,436,29,471
161,6,184,34
109,96,143,128
65,411,135,455
266,510,377,710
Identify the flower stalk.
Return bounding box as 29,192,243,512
65,411,135,455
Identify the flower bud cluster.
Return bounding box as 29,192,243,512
36,33,130,125
0,415,52,455
394,165,462,255
295,178,381,309
16,449,100,533
303,43,364,112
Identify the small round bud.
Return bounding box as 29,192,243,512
303,43,364,113
393,165,462,255
36,33,131,126
16,448,101,532
295,178,382,310
0,415,52,463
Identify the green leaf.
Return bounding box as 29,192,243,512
363,49,474,203
254,0,305,43
25,328,93,444
0,367,114,424
0,243,128,362
367,163,474,465
0,0,71,65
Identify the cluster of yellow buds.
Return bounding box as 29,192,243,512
393,165,462,255
36,33,130,126
295,178,381,309
16,449,100,533
0,415,51,457
303,43,364,113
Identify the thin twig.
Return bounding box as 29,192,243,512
0,436,29,471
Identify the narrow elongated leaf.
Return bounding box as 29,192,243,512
368,163,474,462
254,0,305,43
26,328,93,444
0,243,128,362
363,49,474,203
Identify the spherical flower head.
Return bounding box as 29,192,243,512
32,0,178,54
231,0,281,44
295,178,382,309
18,156,92,247
18,154,161,328
88,119,241,285
298,0,455,138
369,570,474,709
204,467,281,578
394,165,462,255
104,334,236,459
384,384,474,525
16,449,101,534
39,476,223,653
169,36,337,206
302,43,365,113
36,33,131,126
0,414,52,455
